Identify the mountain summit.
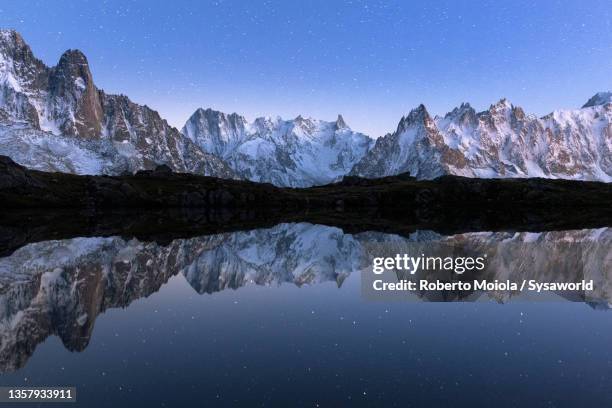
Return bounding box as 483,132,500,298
351,93,612,181
0,30,609,184
0,29,234,177
182,109,374,187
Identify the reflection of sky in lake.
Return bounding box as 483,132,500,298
0,225,611,407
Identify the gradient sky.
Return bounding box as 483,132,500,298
2,0,611,136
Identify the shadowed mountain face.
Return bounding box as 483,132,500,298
1,155,611,237
0,223,610,373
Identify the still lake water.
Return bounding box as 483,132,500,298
0,223,611,407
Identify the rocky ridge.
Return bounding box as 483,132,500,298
351,97,612,181
182,108,373,187
0,29,234,177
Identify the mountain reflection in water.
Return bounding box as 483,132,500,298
0,223,610,375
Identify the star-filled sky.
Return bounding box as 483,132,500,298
2,0,611,136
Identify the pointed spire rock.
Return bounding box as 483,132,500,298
0,29,235,178
444,102,477,127
408,104,430,120
490,98,512,110
58,49,89,66
0,29,47,89
335,114,347,129
54,49,93,88
49,48,103,137
490,98,521,117
445,102,474,118
395,104,431,133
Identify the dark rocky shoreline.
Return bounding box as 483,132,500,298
2,155,612,211
1,154,612,255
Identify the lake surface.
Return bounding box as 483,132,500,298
0,223,611,407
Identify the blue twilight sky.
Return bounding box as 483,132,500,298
2,0,611,136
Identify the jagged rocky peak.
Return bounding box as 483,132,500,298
352,95,612,182
188,107,249,135
182,107,373,187
181,107,248,158
53,49,94,90
0,29,235,178
408,103,430,119
0,29,43,70
479,97,528,128
57,48,89,69
494,97,525,116
293,114,319,134
443,102,477,127
252,115,277,128
191,107,247,128
349,103,450,180
293,113,309,126
446,102,474,117
0,28,21,45
0,31,101,135
50,49,103,138
490,97,511,109
396,104,432,133
335,114,348,129
1,29,610,185
0,30,48,124
486,97,512,117
582,91,612,108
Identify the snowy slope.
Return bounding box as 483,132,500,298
352,97,612,181
182,108,374,187
0,124,118,174
1,29,609,183
0,29,234,177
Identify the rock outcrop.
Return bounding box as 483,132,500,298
352,97,612,181
0,29,234,177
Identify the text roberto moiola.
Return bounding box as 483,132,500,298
371,254,594,293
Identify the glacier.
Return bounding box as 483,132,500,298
182,108,374,187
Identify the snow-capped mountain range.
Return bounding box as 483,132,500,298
351,96,612,181
0,29,610,185
182,108,373,187
0,29,233,177
185,94,612,185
